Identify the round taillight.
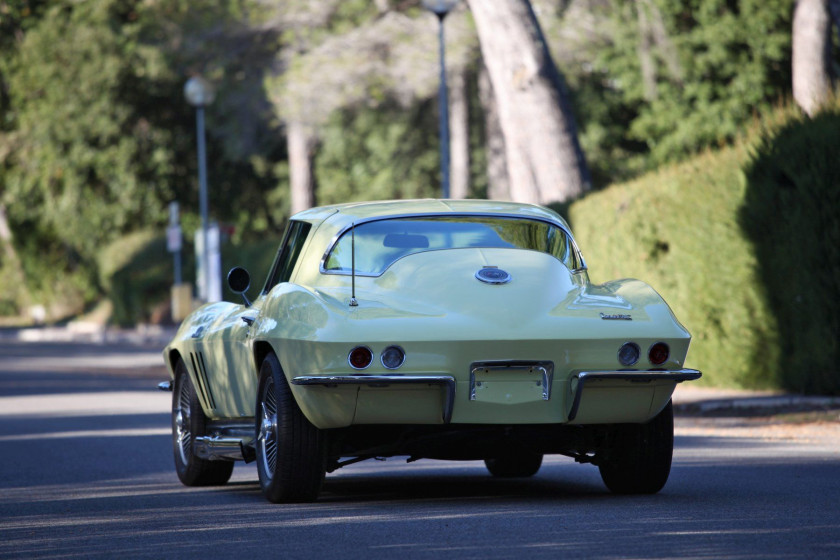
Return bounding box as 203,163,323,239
380,346,406,369
348,346,373,370
617,342,640,366
648,342,670,365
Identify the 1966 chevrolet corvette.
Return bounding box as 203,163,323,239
160,199,701,503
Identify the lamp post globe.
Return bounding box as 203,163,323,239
422,0,459,18
184,76,215,107
184,76,215,302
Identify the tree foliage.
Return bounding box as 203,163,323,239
314,99,441,205
556,0,796,179
0,0,834,330
0,0,286,317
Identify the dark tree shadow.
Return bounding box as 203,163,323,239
739,109,840,395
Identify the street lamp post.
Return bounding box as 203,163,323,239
423,0,459,199
184,76,215,302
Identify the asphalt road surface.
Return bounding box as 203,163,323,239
1,338,838,559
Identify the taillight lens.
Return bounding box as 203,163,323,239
648,342,670,365
380,345,406,369
348,346,373,370
617,342,640,366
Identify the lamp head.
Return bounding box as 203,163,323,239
422,0,460,17
184,76,215,107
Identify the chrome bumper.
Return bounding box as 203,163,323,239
568,368,702,421
291,375,457,424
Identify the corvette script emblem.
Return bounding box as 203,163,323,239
600,313,632,321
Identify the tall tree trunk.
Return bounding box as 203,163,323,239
644,0,683,84
636,1,657,101
0,204,29,315
478,64,510,200
449,68,470,199
466,0,590,205
287,120,316,214
793,0,833,117
636,0,684,101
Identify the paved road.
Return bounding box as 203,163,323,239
1,339,838,559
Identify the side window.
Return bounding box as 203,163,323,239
263,221,312,293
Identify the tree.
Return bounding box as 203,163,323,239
0,0,286,318
449,67,471,199
466,0,590,204
573,0,795,168
264,4,477,209
793,0,835,117
287,120,316,214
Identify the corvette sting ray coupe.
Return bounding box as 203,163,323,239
160,199,701,503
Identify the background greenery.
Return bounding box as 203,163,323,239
0,0,838,393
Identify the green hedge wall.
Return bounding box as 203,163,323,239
569,105,840,394
741,110,840,394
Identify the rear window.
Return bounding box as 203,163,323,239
323,216,581,276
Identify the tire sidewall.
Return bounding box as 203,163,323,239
171,358,234,486
254,353,325,503
255,355,280,495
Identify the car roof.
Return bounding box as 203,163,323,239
291,199,571,231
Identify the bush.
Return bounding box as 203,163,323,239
569,102,840,394
740,108,840,394
99,231,176,327
569,145,779,389
100,229,281,326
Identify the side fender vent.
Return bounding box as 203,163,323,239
189,351,217,410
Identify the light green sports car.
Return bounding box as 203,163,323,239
160,199,700,503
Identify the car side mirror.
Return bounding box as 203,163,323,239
227,267,251,307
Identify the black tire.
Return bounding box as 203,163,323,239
485,453,543,478
255,353,326,503
598,400,674,494
171,359,234,486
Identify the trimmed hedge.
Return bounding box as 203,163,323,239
569,146,779,389
569,104,840,394
100,230,279,326
740,110,840,394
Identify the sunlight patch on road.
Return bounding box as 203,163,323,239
0,353,164,371
0,391,169,417
0,427,169,442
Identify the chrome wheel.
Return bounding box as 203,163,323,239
174,377,192,466
257,377,278,480
255,353,326,503
170,358,234,486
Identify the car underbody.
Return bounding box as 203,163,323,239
191,416,642,471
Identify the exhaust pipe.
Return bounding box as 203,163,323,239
194,435,256,463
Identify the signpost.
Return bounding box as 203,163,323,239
167,202,192,322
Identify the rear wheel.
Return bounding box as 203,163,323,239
171,359,234,486
485,453,543,478
598,400,674,494
255,353,326,503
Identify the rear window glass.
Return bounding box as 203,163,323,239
323,216,581,276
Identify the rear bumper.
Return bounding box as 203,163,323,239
568,369,702,422
292,375,456,423
290,368,702,429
